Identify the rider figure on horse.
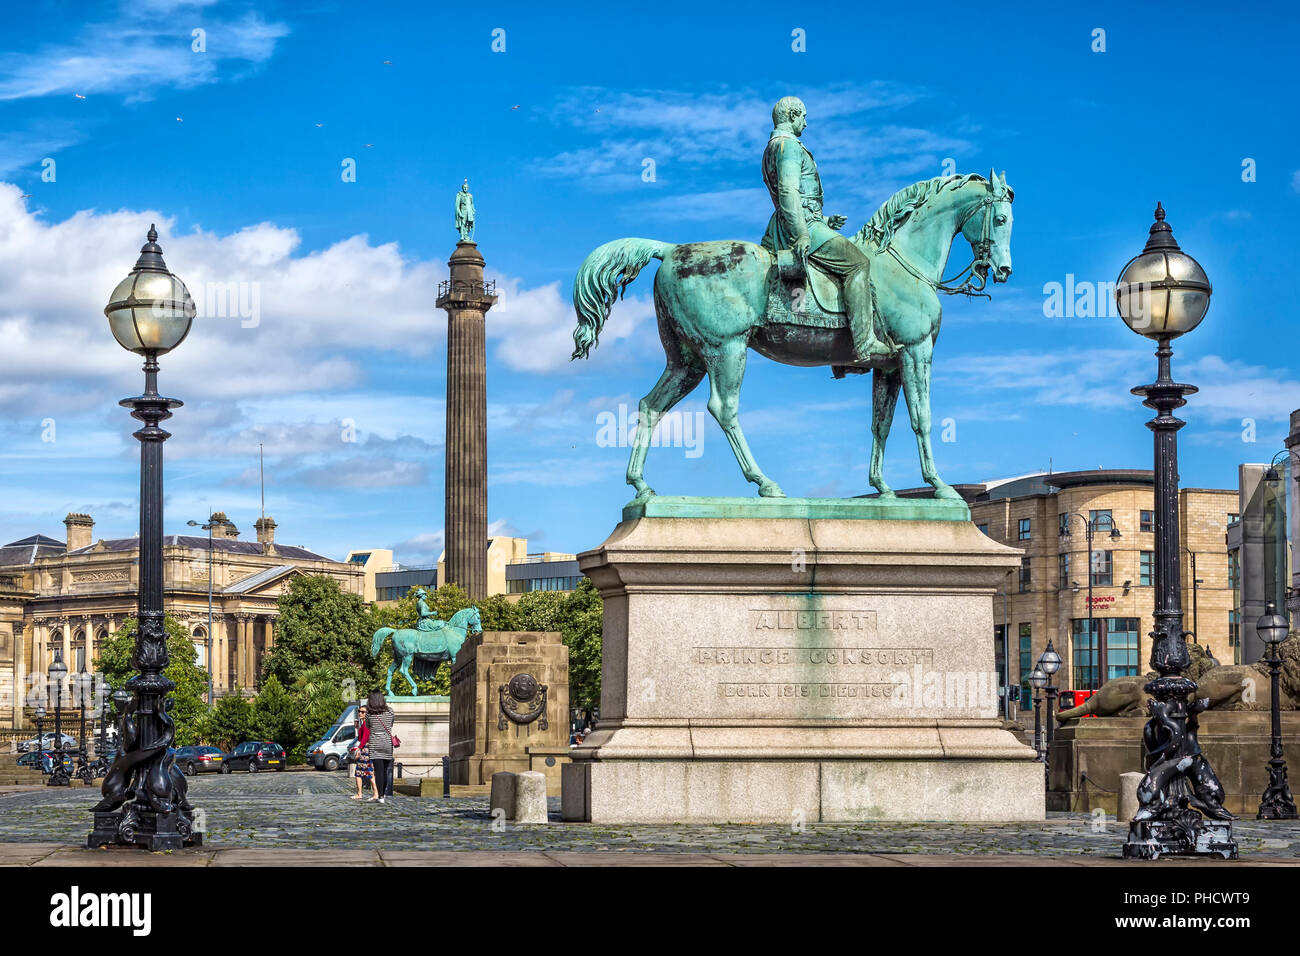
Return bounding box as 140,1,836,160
414,588,440,632
761,96,884,366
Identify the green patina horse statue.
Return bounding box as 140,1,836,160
371,606,482,697
571,171,1015,501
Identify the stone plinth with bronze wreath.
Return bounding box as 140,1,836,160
448,630,570,794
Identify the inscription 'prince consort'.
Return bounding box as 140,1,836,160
695,646,934,666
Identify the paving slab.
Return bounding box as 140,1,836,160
0,842,63,865
211,848,382,866
380,850,560,866
33,847,215,867
544,851,731,866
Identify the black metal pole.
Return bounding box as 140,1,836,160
1086,522,1096,692
1258,612,1298,819
87,355,199,850
1032,691,1043,759
1123,337,1237,858
49,681,70,786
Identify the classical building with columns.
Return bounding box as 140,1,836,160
0,511,362,728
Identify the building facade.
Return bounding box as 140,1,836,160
0,511,362,727
374,537,581,605
961,471,1236,700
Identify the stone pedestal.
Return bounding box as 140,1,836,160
449,631,570,794
388,698,450,777
1049,711,1300,816
562,505,1045,824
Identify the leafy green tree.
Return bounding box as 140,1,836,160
291,664,350,762
95,616,209,746
249,674,299,752
558,579,603,713
263,574,381,691
198,690,252,750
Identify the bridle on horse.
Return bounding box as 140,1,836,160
884,187,1010,298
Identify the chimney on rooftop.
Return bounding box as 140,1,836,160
64,513,93,551
255,516,277,552
210,512,239,540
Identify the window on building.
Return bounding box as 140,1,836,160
1139,551,1154,586
1058,552,1070,589
1019,557,1031,593
977,523,989,536
1090,549,1113,587
1227,513,1240,527
1106,618,1141,680
1072,617,1140,689
1058,512,1070,536
1018,624,1032,707
1140,510,1154,533
1071,618,1098,690
1018,518,1031,540
1089,509,1113,531
1228,550,1240,592
1228,610,1240,648
349,553,371,564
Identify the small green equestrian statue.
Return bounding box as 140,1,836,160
371,590,482,697
571,95,1015,503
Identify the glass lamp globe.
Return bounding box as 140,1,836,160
1029,665,1048,690
1114,204,1211,340
1040,640,1062,676
104,225,196,355
1257,603,1289,646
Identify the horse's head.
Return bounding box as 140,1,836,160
961,170,1014,286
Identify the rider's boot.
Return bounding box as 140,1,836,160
844,261,883,365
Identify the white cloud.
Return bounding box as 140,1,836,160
0,10,287,102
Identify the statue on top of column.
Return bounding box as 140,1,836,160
455,179,476,241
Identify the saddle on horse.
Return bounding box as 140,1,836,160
764,248,893,378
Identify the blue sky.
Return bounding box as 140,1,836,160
1,0,1298,565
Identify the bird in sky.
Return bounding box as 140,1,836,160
175,117,183,122
74,93,86,99
19,194,31,199
364,143,374,148
315,123,323,128
511,105,520,110
383,60,392,65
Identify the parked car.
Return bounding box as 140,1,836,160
308,705,359,771
173,745,226,776
221,741,287,773
19,732,78,752
17,750,75,773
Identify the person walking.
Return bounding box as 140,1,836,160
365,690,399,802
351,704,378,801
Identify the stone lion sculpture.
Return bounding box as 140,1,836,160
1055,636,1299,721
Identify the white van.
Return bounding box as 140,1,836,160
307,705,360,771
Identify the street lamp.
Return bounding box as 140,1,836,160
33,703,45,763
187,516,216,704
1060,512,1122,692
47,652,70,787
1116,204,1236,860
1256,602,1297,820
88,226,201,851
1028,664,1047,765
1039,638,1062,750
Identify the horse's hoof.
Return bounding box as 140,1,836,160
633,487,656,501
933,484,960,500
758,481,786,498
874,488,897,500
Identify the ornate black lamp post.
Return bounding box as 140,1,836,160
87,226,201,851
1059,513,1121,691
33,703,45,767
94,678,111,777
1028,664,1047,764
1255,602,1297,819
1116,204,1236,859
47,652,71,787
1039,639,1062,750
73,669,95,783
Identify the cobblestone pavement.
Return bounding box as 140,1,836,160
1,772,1298,858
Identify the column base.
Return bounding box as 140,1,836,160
1122,816,1237,860
87,809,203,852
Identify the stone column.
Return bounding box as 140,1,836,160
234,613,250,690
59,618,71,680
436,241,497,600
13,623,26,723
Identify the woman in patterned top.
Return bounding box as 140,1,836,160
365,690,398,803
351,704,377,801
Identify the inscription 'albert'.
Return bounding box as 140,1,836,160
751,609,876,631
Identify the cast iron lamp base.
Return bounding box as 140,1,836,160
88,808,201,852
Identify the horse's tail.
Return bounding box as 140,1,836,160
371,627,393,657
572,238,673,360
